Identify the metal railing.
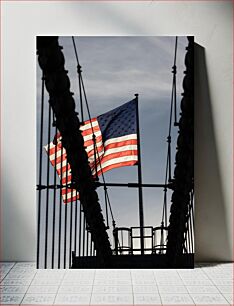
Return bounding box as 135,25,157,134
113,225,169,255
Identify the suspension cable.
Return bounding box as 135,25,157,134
36,72,45,269
80,71,116,229
72,36,117,231
161,36,178,228
173,37,178,125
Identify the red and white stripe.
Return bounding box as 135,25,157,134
45,118,138,204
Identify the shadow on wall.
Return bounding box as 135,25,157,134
1,161,36,262
194,44,231,262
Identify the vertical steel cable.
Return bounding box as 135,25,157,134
162,151,169,227
72,36,116,227
69,191,73,267
58,146,63,268
51,125,58,269
189,192,194,253
72,36,117,257
186,219,191,253
72,37,84,123
83,214,85,256
37,73,45,269
90,233,93,255
135,95,144,255
104,187,109,228
167,136,172,182
162,37,179,229
78,204,82,256
44,105,52,268
173,37,178,125
38,36,112,268
64,163,68,268
74,197,78,254
86,230,89,256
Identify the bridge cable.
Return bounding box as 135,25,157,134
36,72,45,268
161,36,178,234
72,37,117,233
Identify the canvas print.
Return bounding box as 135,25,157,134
36,36,194,269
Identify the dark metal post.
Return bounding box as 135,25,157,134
113,228,118,255
51,125,58,269
78,204,82,257
44,105,52,268
74,197,78,254
135,94,144,255
37,73,45,269
78,67,84,123
58,147,63,269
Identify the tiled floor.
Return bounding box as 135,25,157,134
0,262,233,305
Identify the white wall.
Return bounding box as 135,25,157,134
1,1,232,262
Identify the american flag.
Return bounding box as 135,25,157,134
45,99,138,204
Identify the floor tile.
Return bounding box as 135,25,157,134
90,294,133,305
181,278,213,285
0,262,15,269
157,285,187,294
92,285,132,294
154,273,179,279
34,275,63,282
0,261,232,305
63,272,94,280
186,285,219,293
27,285,59,294
160,294,194,305
62,278,93,285
207,274,233,281
156,279,184,285
95,275,131,281
93,278,131,285
0,278,32,286
31,278,62,286
95,272,130,277
0,285,28,294
133,285,158,293
216,285,233,293
58,285,92,294
96,269,130,274
35,273,64,280
211,279,233,285
21,293,56,304
67,268,95,273
154,270,178,275
55,293,90,305
0,272,10,280
4,272,35,280
132,278,156,285
14,262,36,268
65,273,93,279
0,294,24,305
178,274,209,280
0,267,14,274
132,276,155,281
190,293,229,304
131,272,154,277
222,293,233,304
133,293,161,305
10,267,36,273
36,270,65,277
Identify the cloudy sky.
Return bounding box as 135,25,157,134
37,36,187,261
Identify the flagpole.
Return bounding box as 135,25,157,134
135,94,144,255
